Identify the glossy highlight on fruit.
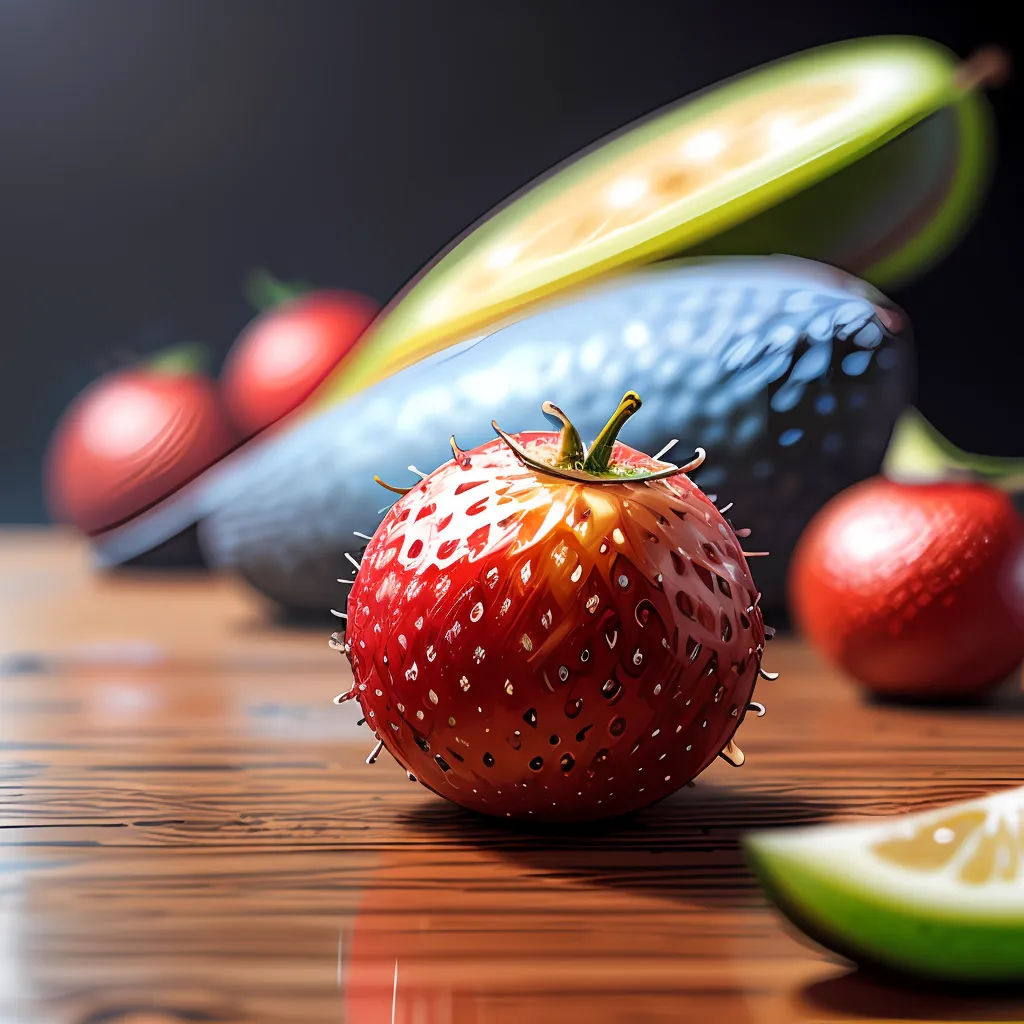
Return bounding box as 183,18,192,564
314,37,994,408
789,476,1024,697
335,392,771,822
745,785,1024,983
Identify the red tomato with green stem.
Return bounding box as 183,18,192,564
789,474,1024,699
220,271,379,438
45,344,237,535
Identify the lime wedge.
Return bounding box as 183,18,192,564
744,786,1024,983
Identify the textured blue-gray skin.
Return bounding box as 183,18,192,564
100,257,912,613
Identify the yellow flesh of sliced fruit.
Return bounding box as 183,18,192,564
873,807,1022,884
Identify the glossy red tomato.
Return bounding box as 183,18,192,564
220,290,378,437
789,477,1024,697
45,368,236,535
339,392,768,822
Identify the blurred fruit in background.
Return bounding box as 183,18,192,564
222,269,379,438
43,272,379,570
44,344,237,538
789,411,1024,699
319,37,998,408
188,256,912,613
53,36,1007,615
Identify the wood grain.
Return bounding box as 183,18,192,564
1,531,1023,1024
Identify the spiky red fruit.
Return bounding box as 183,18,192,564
790,476,1024,697
341,394,767,822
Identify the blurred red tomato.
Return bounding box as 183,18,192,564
789,477,1024,698
220,291,379,437
45,368,236,535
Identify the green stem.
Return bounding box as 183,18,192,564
583,391,642,474
542,401,585,470
245,268,314,312
147,342,209,376
883,407,1024,492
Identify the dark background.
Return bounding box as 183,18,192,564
0,0,1020,523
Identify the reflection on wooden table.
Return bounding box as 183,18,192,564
1,530,1022,1023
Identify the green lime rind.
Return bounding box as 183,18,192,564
883,407,1024,492
314,36,968,410
744,821,1024,984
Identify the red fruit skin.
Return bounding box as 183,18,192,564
221,290,378,437
789,477,1024,698
345,432,766,823
45,370,236,535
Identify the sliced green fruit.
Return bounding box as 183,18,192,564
744,786,1024,983
314,36,997,411
883,407,1024,491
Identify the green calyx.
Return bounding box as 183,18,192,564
883,407,1024,492
541,401,587,470
582,391,643,475
146,342,209,377
490,391,706,485
244,268,315,312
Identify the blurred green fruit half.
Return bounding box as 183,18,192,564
745,785,1024,984
315,37,1001,410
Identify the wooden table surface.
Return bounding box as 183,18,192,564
2,529,1023,1024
